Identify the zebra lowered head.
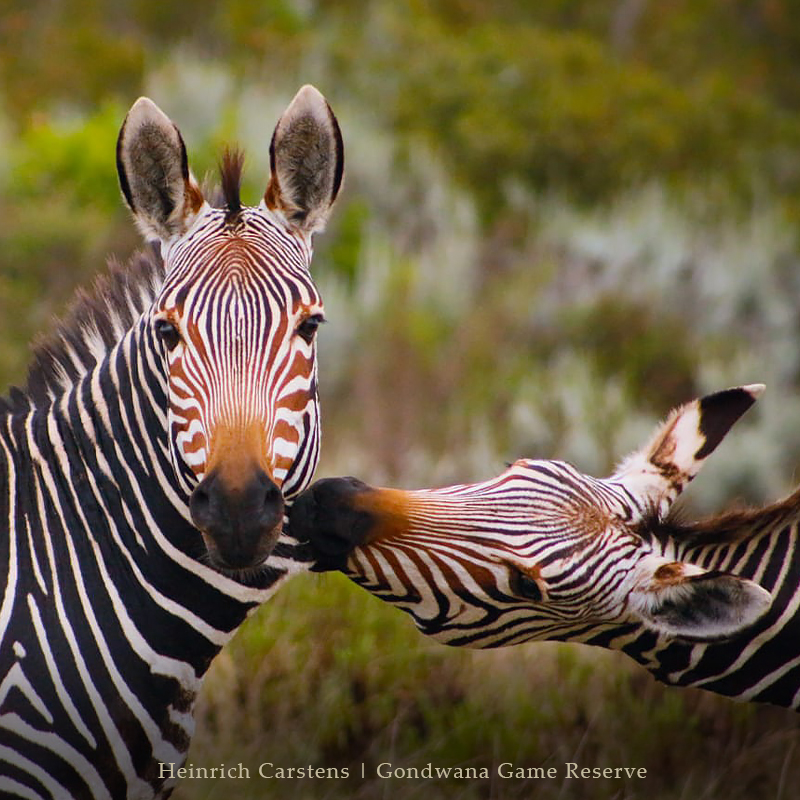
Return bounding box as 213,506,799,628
117,86,342,571
293,386,774,663
0,87,341,799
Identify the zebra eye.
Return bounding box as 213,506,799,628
154,319,181,351
296,314,324,344
512,570,544,602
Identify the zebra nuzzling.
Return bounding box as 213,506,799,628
291,385,800,709
0,85,341,799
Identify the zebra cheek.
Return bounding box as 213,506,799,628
168,413,209,483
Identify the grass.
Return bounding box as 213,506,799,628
176,572,800,800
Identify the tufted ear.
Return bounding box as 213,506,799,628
264,84,344,237
610,384,763,521
116,97,205,242
628,556,772,641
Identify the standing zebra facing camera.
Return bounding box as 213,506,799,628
0,85,342,798
292,386,800,707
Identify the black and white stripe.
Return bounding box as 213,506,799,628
598,493,800,709
1,284,279,798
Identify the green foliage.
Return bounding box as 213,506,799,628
0,0,800,214
0,2,144,119
3,1,800,217
0,102,141,387
321,198,370,289
10,102,126,211
2,7,800,799
216,0,312,52
387,15,799,218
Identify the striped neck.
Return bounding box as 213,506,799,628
594,499,800,709
0,319,297,798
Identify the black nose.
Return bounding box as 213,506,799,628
190,469,284,570
288,477,373,573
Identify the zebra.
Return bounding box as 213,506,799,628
290,384,800,708
0,85,342,798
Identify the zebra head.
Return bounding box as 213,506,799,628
117,86,343,571
293,386,772,645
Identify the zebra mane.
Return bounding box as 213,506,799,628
5,247,166,412
219,148,244,221
654,485,800,548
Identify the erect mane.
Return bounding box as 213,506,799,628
21,246,166,408
219,148,245,221
651,486,800,549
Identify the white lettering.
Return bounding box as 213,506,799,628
563,762,646,779
498,763,559,779
259,763,274,778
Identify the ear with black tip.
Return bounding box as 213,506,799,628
117,97,205,242
264,84,344,236
610,384,763,520
629,557,772,641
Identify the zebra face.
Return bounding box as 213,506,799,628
293,467,675,646
118,87,343,571
293,386,771,644
152,213,324,568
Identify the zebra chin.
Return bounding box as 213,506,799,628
189,467,285,572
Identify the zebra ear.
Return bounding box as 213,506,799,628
117,97,205,242
629,557,772,641
265,84,344,237
610,384,764,520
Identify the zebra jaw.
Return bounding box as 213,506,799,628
292,385,772,643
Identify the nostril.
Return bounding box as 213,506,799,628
254,477,284,528
264,482,282,506
188,469,286,569
189,478,214,529
193,484,210,508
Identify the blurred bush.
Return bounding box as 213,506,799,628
0,101,139,381
386,15,799,219
3,1,800,217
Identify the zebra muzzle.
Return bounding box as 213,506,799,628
289,477,383,572
189,468,285,570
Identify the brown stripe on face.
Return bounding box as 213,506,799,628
647,415,683,483
563,496,613,538
271,417,304,479
281,351,317,410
